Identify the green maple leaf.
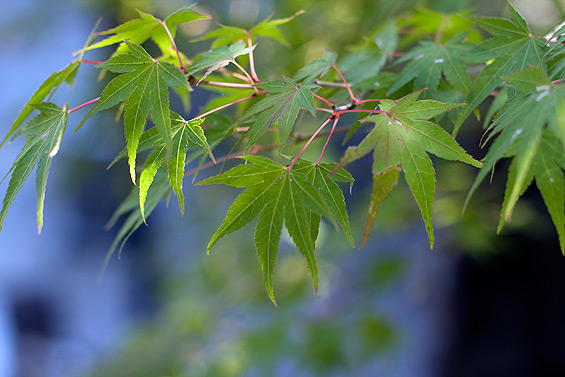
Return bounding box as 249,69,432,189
76,41,189,183
453,3,546,134
334,90,481,248
0,103,68,233
466,68,565,250
76,7,209,57
188,41,255,83
197,156,352,305
294,50,337,83
241,77,317,149
387,33,473,97
192,10,304,48
496,132,565,253
138,113,213,220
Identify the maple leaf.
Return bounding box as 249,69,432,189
334,90,481,248
76,41,189,183
0,103,68,233
466,67,565,251
192,10,304,48
76,7,209,57
453,3,546,134
387,33,473,97
138,113,213,220
497,133,565,253
188,41,255,83
197,156,352,305
240,77,317,149
293,50,337,83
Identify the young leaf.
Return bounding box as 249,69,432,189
188,41,255,83
192,10,303,48
1,103,68,233
198,157,352,303
335,91,480,247
241,77,317,149
249,10,305,46
76,7,209,56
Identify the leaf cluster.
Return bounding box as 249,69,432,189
2,2,565,303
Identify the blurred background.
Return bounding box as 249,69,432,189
0,0,564,376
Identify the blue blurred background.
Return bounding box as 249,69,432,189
1,0,565,376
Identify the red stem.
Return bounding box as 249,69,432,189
355,98,382,105
313,93,334,108
158,20,186,74
231,60,258,94
79,59,104,65
317,117,339,164
248,36,259,82
333,63,357,104
288,116,334,169
199,80,255,89
316,107,334,114
191,94,257,121
68,97,100,114
219,68,251,82
335,109,384,116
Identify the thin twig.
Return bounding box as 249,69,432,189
79,59,104,65
199,80,255,89
289,116,334,169
68,97,100,114
355,98,382,105
183,143,278,178
317,117,339,164
314,80,348,88
313,93,334,108
333,63,357,104
248,36,260,82
218,68,252,82
191,94,257,121
158,20,186,74
335,109,384,116
231,60,259,94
